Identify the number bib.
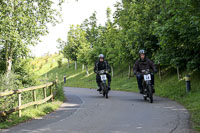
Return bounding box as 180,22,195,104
144,74,151,81
100,75,107,81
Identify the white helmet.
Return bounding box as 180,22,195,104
99,54,104,58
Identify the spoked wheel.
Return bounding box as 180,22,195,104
148,85,153,103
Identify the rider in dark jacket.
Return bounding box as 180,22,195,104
133,50,157,94
94,54,111,92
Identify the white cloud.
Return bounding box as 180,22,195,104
31,0,119,57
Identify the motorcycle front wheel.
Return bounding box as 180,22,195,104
148,85,153,103
103,83,108,99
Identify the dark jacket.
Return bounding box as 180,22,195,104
94,60,111,73
133,58,157,74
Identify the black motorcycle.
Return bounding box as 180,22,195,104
141,69,153,103
98,70,109,99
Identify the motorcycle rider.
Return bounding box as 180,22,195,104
94,54,112,92
133,50,157,94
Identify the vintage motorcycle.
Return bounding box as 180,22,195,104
141,69,154,103
98,70,109,99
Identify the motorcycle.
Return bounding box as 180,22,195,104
98,70,109,99
141,69,154,103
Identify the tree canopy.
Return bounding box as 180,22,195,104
59,0,200,73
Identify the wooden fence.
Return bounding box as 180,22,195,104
0,80,57,118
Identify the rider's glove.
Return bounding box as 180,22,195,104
154,69,158,73
95,70,98,74
133,71,137,75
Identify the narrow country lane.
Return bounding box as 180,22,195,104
0,87,195,133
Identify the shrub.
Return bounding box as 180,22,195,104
57,59,62,68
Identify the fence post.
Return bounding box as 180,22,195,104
33,90,37,108
50,85,53,102
18,93,22,117
64,76,66,83
43,86,47,99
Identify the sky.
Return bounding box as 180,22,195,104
30,0,120,57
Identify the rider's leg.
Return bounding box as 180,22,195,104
151,74,155,93
136,74,143,94
96,74,101,91
107,74,111,90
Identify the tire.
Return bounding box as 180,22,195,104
103,92,106,97
144,96,147,101
106,93,108,99
148,85,153,103
103,84,108,99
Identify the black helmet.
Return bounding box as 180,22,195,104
139,49,145,54
99,54,104,58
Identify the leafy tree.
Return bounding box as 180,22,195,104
0,0,63,75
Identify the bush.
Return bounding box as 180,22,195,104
0,72,20,122
57,59,62,68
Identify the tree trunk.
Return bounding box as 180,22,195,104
7,58,12,74
128,64,131,79
86,65,89,76
111,66,114,77
67,58,70,68
5,41,13,76
159,64,162,80
177,66,180,80
82,64,85,71
75,61,77,70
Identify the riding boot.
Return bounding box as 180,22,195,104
152,85,155,93
108,82,111,91
97,83,101,91
139,87,144,94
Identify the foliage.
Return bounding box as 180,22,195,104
0,0,63,74
58,0,200,74
57,58,62,68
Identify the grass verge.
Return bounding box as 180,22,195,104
0,101,62,129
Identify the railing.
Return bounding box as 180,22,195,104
0,80,57,118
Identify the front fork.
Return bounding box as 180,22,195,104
143,81,151,94
101,80,107,91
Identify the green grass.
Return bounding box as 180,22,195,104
0,101,62,129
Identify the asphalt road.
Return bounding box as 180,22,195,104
0,87,196,133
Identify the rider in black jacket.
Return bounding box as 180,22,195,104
133,50,157,94
94,54,111,92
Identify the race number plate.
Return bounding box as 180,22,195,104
144,74,151,81
100,75,107,81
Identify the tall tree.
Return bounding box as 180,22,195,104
0,0,63,75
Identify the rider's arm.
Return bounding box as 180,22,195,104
94,62,98,73
133,60,139,75
106,61,111,73
148,59,157,73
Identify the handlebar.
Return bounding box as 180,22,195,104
98,70,107,74
141,69,150,74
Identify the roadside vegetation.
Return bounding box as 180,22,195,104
0,54,65,129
